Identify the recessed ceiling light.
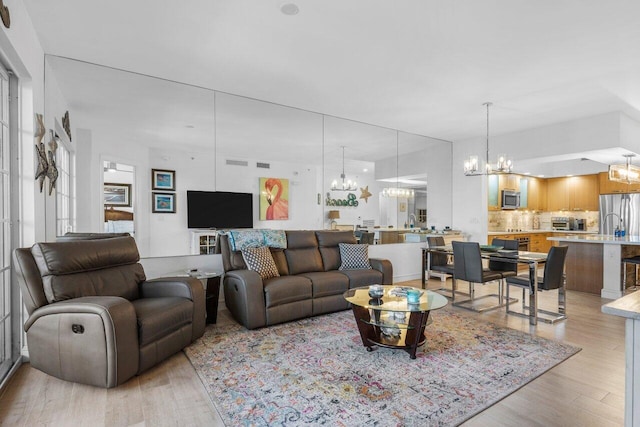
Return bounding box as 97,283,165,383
523,172,531,175
538,175,545,178
363,168,368,172
566,174,573,177
280,3,299,15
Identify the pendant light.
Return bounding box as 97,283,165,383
464,102,513,176
331,146,358,191
609,154,640,184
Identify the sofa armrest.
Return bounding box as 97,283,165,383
370,258,393,285
223,269,267,329
24,296,138,388
140,277,206,341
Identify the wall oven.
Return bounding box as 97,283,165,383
516,236,529,251
501,190,520,210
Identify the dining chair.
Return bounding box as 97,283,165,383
426,236,459,300
451,241,507,312
505,245,568,323
488,238,518,279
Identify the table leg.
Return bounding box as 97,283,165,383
529,262,538,326
422,249,427,289
405,311,429,359
350,305,377,350
205,276,221,324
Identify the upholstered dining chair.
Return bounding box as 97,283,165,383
505,245,569,323
451,241,507,312
426,236,457,300
488,238,518,279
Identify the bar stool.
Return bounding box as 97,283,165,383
622,256,640,291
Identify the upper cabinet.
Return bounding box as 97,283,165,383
547,174,599,211
527,177,547,211
598,172,640,194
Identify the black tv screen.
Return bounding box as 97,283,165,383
187,191,253,229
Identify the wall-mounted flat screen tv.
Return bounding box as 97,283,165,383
187,191,253,229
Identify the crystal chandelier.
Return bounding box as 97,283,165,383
609,154,640,184
381,187,415,198
464,102,513,176
331,146,358,191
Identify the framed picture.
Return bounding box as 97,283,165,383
152,169,176,191
104,183,132,207
259,177,289,220
152,192,176,213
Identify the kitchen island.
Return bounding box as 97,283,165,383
548,234,640,299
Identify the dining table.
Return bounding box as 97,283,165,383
423,245,549,325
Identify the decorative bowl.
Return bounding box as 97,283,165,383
368,285,384,298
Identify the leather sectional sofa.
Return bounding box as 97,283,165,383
219,230,393,329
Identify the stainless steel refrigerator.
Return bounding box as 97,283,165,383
599,194,640,235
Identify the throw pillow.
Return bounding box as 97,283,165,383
241,246,280,280
338,243,372,270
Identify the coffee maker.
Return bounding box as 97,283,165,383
573,218,586,231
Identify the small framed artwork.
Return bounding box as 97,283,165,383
152,169,176,191
152,192,176,213
104,183,132,207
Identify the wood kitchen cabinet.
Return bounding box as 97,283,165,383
598,171,640,194
571,174,599,211
529,232,552,253
547,178,569,210
527,177,547,211
547,174,599,211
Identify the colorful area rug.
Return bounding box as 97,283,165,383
185,309,580,426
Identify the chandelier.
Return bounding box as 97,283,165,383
609,154,640,184
331,146,358,191
381,187,415,198
464,102,513,176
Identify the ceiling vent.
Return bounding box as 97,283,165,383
226,159,248,167
257,162,270,169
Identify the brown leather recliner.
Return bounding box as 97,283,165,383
13,236,206,388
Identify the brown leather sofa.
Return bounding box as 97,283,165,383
13,236,205,388
220,230,393,329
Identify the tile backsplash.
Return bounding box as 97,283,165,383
488,210,599,232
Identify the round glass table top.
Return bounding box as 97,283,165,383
343,285,448,313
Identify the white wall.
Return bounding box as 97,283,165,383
0,0,47,247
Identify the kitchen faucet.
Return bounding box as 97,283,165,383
409,213,416,227
603,212,621,234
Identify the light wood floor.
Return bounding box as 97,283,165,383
0,279,627,427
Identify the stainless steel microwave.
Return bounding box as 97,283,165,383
501,190,520,209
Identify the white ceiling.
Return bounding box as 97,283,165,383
24,1,640,171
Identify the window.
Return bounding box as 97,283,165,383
0,62,14,381
56,142,74,236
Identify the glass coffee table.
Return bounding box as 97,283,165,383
343,285,448,359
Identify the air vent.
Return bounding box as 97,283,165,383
257,162,270,169
226,159,248,167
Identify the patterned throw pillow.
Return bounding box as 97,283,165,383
241,246,280,280
338,243,372,270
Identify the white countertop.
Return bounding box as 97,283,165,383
602,291,640,319
547,234,640,245
488,230,598,235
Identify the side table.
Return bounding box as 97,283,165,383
169,270,223,324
